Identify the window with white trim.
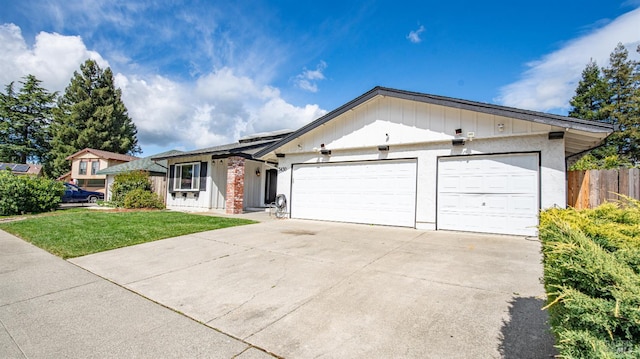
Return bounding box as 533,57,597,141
174,162,200,191
78,160,87,175
91,161,100,175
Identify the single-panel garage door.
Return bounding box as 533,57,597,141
291,159,417,227
437,153,539,236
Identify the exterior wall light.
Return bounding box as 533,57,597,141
320,143,331,155
255,168,261,176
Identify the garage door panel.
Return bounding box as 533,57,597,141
291,160,417,227
437,154,539,236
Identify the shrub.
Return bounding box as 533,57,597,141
110,170,153,207
0,169,65,215
123,188,164,209
540,201,640,357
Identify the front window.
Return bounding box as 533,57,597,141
175,163,200,191
76,179,106,188
91,161,100,175
79,161,87,175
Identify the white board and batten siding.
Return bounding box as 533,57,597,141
437,153,540,236
290,159,417,227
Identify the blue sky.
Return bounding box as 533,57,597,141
1,1,639,155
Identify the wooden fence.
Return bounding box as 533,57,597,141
150,175,168,204
567,169,640,209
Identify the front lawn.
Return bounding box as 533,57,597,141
0,210,256,258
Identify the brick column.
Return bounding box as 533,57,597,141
225,156,245,214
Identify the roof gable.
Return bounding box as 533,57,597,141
66,148,139,162
255,87,614,158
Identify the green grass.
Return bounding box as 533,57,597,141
0,210,256,258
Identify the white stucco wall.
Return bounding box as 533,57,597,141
271,96,568,229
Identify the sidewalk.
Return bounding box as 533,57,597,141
0,229,274,359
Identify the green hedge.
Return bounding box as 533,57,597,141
0,169,65,215
540,201,640,358
123,188,164,209
110,170,161,209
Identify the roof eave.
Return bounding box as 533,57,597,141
255,86,615,158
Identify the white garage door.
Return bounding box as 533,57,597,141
291,159,417,227
437,153,539,236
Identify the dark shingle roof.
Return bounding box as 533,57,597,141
151,131,293,161
96,150,183,175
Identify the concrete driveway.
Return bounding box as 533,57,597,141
70,219,555,358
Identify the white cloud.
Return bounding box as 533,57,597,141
116,68,326,150
0,24,327,153
294,61,327,93
407,25,425,44
117,68,326,150
0,23,107,93
497,7,640,113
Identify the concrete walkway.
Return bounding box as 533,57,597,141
0,229,269,358
69,219,556,358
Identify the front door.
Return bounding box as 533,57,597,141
264,169,277,204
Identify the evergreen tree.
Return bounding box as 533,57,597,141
0,75,57,164
602,43,640,162
568,43,640,166
568,60,610,122
48,59,140,177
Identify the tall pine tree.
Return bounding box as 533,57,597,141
568,60,610,122
47,59,140,177
568,43,640,167
603,43,640,161
0,75,57,164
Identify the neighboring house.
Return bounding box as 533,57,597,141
152,130,291,214
96,150,183,203
62,148,139,193
255,86,614,236
0,163,42,176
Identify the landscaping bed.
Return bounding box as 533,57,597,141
540,200,640,358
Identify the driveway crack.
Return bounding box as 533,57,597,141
206,259,289,323
0,317,27,358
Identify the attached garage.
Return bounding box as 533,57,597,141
255,87,613,236
437,153,539,236
290,159,417,227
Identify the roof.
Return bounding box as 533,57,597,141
96,150,183,175
152,131,293,161
255,86,615,158
65,148,139,162
0,163,42,176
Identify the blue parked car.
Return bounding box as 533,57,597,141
62,183,104,203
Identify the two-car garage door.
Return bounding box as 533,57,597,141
290,159,417,227
289,153,540,236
